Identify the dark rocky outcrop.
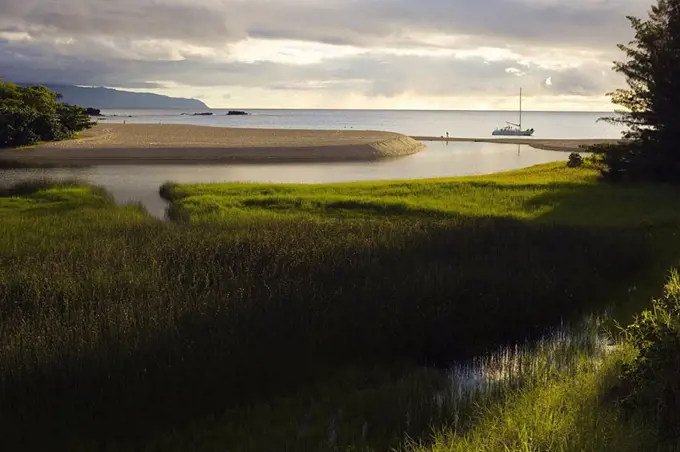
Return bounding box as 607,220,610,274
85,108,103,116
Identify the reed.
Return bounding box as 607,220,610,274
2,163,679,449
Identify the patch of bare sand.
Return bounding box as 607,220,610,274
412,136,620,152
0,124,424,164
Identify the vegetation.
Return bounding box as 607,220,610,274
620,270,680,442
0,80,94,148
596,0,680,182
1,163,680,450
161,163,680,227
410,346,657,452
136,318,632,452
4,2,680,443
412,274,680,452
567,152,584,168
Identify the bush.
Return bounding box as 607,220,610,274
57,104,95,138
0,105,39,147
567,152,584,168
622,270,680,442
588,141,680,183
0,80,94,148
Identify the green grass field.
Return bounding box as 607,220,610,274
2,163,680,450
162,163,680,227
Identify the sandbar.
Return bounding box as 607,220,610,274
0,124,425,165
412,136,619,152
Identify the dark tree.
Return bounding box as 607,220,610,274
596,0,680,182
0,80,94,148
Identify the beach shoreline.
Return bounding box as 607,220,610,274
0,124,425,165
0,124,618,166
411,136,618,152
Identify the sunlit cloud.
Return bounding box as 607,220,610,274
0,0,647,109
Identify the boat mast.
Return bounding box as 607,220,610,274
519,87,522,130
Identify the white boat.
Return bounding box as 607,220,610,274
492,88,535,136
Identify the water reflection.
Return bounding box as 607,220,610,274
437,316,611,430
1,142,571,218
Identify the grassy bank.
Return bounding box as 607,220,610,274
2,163,680,449
410,346,656,452
411,272,680,452
160,163,680,227
138,318,631,452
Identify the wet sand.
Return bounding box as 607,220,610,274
412,136,619,152
0,124,425,165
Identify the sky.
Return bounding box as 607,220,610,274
0,0,651,110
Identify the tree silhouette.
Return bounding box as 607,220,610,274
597,0,680,182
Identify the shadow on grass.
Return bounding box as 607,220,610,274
528,181,680,227
2,179,680,450
0,179,120,216
0,178,85,196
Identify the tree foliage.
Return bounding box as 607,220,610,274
0,80,94,148
596,0,680,182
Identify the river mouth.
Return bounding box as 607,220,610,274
0,142,571,219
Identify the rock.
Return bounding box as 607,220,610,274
86,107,103,116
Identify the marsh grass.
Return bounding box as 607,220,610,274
129,318,640,452
2,165,680,449
409,347,660,452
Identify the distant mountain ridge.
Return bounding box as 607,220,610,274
35,85,208,110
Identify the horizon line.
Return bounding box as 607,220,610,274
101,107,617,113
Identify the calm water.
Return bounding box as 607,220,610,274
2,141,574,218
99,108,622,140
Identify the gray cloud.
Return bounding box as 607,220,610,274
0,37,618,98
0,0,648,50
0,0,646,102
0,0,237,44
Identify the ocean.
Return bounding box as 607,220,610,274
98,109,623,140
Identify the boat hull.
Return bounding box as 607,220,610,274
492,129,535,137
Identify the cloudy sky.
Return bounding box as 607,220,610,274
0,0,649,110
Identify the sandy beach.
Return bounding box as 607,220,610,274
0,124,425,164
412,136,618,152
0,124,617,166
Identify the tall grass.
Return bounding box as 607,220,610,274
1,165,680,449
136,318,616,452
410,276,680,452
409,347,659,452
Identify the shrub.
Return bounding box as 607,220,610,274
567,152,584,168
622,270,680,442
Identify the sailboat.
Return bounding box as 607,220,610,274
492,88,535,136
